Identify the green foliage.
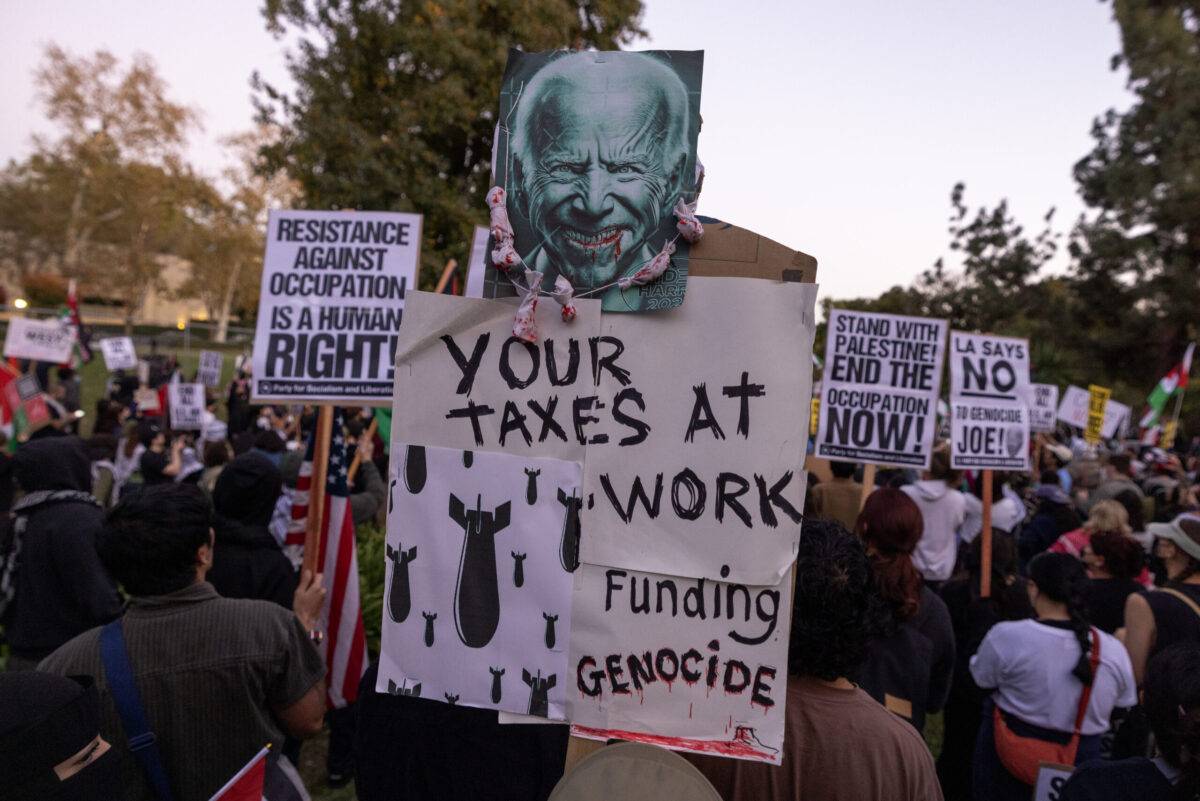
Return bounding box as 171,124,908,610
253,0,646,289
356,520,386,658
22,273,69,307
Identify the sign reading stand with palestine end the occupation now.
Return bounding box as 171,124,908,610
949,331,1031,471
814,309,947,468
251,209,423,405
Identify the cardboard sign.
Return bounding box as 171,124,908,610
98,337,137,371
948,332,1031,470
814,310,947,468
252,209,423,404
3,317,75,364
1056,385,1130,438
1025,383,1059,433
1032,762,1074,801
196,350,223,387
568,562,791,764
168,382,205,430
378,444,580,719
484,49,704,312
1084,384,1111,445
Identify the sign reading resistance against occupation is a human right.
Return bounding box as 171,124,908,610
949,331,1031,471
251,210,423,405
814,309,947,468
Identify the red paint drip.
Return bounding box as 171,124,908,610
571,725,778,762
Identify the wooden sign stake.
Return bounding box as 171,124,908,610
302,405,335,574
347,417,379,483
980,468,993,598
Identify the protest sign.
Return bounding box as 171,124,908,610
1084,384,1111,445
168,382,205,430
378,444,580,719
484,49,704,312
1025,383,1059,433
465,226,488,299
98,337,137,371
3,317,74,364
134,387,160,413
809,381,820,438
1056,385,1129,438
251,209,422,404
4,374,50,432
948,332,1031,470
568,562,790,764
196,350,223,387
814,310,946,468
1032,763,1074,801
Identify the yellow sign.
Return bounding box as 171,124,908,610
810,396,820,438
1162,418,1178,450
1085,384,1111,445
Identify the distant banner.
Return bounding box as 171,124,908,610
197,350,223,387
949,332,1030,470
252,209,422,404
98,337,137,371
1024,383,1059,433
1084,384,1111,445
3,317,75,364
1057,385,1129,438
168,382,205,430
814,310,947,468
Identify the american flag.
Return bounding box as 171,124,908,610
289,408,368,708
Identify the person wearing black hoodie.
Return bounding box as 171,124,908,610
207,451,297,610
2,437,122,670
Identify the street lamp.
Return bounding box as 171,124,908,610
13,298,28,310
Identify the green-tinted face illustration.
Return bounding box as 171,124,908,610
514,54,690,290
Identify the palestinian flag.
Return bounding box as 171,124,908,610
1140,342,1194,428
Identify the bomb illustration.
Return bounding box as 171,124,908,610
512,551,526,587
522,669,556,718
387,679,421,697
403,445,427,493
388,478,397,514
489,667,505,704
542,612,558,649
385,543,418,623
463,450,474,468
556,488,583,572
422,611,437,647
449,493,510,648
524,468,541,505
444,692,459,705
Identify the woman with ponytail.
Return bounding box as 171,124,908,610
854,488,955,734
970,552,1137,800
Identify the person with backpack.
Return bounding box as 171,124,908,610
1,437,122,671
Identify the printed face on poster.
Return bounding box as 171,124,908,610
168,383,205,430
814,309,947,468
3,317,75,364
98,337,138,372
484,49,704,312
251,209,422,405
948,331,1031,470
1024,383,1059,433
196,350,223,387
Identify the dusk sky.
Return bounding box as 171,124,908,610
1,1,1133,304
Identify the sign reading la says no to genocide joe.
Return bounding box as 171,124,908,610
949,331,1031,471
251,210,422,405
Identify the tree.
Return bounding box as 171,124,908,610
253,0,646,288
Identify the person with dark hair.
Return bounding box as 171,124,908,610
970,552,1137,799
38,484,327,801
683,518,943,801
936,532,1034,800
2,437,122,671
808,459,863,531
1089,452,1144,510
137,421,182,485
207,452,298,609
199,439,233,495
1061,642,1200,800
1082,530,1145,634
902,443,967,585
0,672,124,800
1123,513,1200,685
1019,470,1082,567
854,488,955,733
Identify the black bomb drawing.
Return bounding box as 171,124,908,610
522,669,556,718
422,611,437,647
557,488,582,572
542,612,558,649
449,493,511,648
490,667,505,703
385,543,418,623
403,445,427,493
524,468,541,504
511,551,526,587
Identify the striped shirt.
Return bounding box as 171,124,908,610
39,581,324,801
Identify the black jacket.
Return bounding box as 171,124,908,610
208,452,296,609
5,437,122,660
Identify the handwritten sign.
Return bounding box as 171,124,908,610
3,318,75,364
814,310,946,468
1025,383,1059,433
949,332,1030,470
168,382,205,430
196,350,223,387
98,337,137,371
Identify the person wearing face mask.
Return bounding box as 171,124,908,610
0,672,124,801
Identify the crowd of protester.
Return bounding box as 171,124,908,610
1,356,1199,800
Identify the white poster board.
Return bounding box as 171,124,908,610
196,350,223,387
3,317,75,364
98,337,138,371
464,226,488,299
168,382,205,430
1056,385,1130,438
814,309,947,468
251,209,423,405
1032,763,1073,801
948,332,1031,470
1025,383,1059,433
378,444,580,719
